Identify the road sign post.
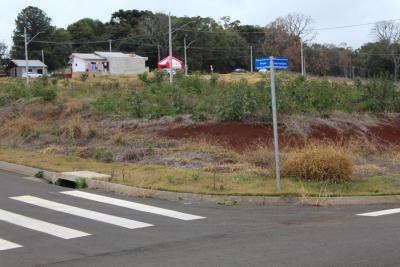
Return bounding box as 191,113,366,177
255,57,288,191
269,57,281,191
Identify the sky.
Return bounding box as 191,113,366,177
2,0,400,50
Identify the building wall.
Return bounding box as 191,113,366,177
108,57,147,75
71,57,107,73
8,67,47,77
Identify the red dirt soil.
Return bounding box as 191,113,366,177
161,120,400,152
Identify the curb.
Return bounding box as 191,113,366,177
1,160,400,206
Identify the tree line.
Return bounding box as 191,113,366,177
1,6,400,79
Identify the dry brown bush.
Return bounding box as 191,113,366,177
0,116,40,138
282,144,354,183
63,116,83,139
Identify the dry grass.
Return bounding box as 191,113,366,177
0,116,41,138
282,144,354,182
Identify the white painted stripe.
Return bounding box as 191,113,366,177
357,208,400,217
61,191,205,221
0,209,90,239
11,196,152,229
0,239,22,251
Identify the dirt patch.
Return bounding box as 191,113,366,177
161,119,400,152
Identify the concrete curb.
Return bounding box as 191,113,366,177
1,160,400,206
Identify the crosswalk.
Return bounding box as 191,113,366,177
0,190,205,252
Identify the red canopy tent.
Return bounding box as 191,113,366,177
157,56,183,70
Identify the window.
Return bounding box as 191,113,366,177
37,69,43,74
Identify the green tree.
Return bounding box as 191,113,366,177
67,18,107,52
11,6,54,61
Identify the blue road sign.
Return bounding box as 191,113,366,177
255,57,289,70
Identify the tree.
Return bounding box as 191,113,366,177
0,42,7,66
279,13,316,42
11,6,54,60
372,21,400,80
67,18,107,52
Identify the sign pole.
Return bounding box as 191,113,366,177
269,56,281,191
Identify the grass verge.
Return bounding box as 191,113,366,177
1,148,400,197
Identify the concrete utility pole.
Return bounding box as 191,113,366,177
300,40,304,76
184,37,188,76
183,36,195,76
24,27,43,87
250,46,253,73
24,27,29,86
269,56,281,191
157,44,161,62
109,40,112,52
168,13,173,85
41,49,44,65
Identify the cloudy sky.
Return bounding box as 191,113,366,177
2,0,400,50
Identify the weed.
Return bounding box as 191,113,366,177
34,170,44,178
80,72,89,82
94,147,113,162
75,177,87,188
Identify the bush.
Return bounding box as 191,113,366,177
80,72,89,82
283,145,353,183
138,72,149,83
94,147,113,162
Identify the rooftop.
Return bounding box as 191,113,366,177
10,60,47,67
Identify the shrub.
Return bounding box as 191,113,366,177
282,145,353,183
210,73,220,86
138,72,149,83
63,116,83,139
31,80,57,102
94,147,113,162
80,72,89,82
129,89,143,118
152,69,164,83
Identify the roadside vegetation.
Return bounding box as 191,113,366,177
1,73,400,196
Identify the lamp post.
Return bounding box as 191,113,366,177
24,27,43,86
184,36,195,76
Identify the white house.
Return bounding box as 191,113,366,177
7,60,48,77
69,53,108,74
69,52,148,76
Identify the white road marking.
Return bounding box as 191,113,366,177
0,239,22,251
61,191,205,221
357,208,400,217
11,196,153,229
0,209,90,239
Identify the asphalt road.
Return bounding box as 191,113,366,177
1,170,400,267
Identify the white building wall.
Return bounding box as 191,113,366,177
71,57,87,73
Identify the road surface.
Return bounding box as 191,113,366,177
0,170,399,267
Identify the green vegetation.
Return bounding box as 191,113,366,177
1,74,399,121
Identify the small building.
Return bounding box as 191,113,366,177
69,51,148,76
94,51,148,75
69,53,109,74
7,60,48,77
157,56,183,70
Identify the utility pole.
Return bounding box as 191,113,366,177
300,40,304,76
109,40,112,52
250,46,253,73
157,44,161,62
41,49,44,64
269,56,281,191
183,36,195,76
24,27,29,86
168,13,173,85
184,36,188,76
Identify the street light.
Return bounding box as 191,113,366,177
184,36,196,76
168,16,197,84
24,27,44,86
